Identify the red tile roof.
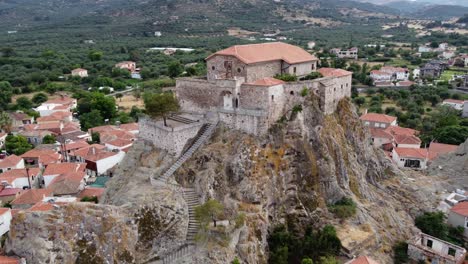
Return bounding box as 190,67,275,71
21,149,61,165
29,201,68,212
11,189,53,206
394,147,428,159
0,155,23,169
75,146,117,162
244,77,285,86
370,128,393,140
206,42,317,64
43,163,86,176
0,168,40,185
48,171,86,195
360,113,397,124
381,66,407,73
428,142,459,156
100,130,135,144
72,144,105,157
0,256,20,264
318,68,352,77
106,139,133,147
0,133,6,139
370,70,392,76
394,134,421,145
0,208,10,215
0,187,22,197
64,141,89,151
385,126,419,136
78,187,105,199
119,123,139,132
348,256,380,264
88,125,117,134
451,202,468,217
44,97,75,105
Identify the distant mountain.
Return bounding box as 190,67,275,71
358,0,468,7
410,4,468,19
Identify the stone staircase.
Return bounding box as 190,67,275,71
153,121,217,264
183,187,201,241
156,122,217,182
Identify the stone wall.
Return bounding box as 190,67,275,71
176,78,243,113
218,109,268,135
285,61,317,76
207,55,247,81
245,61,282,83
139,116,204,156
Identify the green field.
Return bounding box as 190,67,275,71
440,70,465,81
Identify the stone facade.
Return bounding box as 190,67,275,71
139,117,204,156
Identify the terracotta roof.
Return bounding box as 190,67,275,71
370,128,393,140
381,66,407,73
443,99,465,104
37,111,72,123
48,171,86,195
71,68,87,72
21,149,61,165
0,256,20,264
370,70,392,75
0,133,6,139
52,105,69,110
318,68,352,77
72,144,105,157
119,123,139,132
385,126,418,136
360,113,397,124
0,168,40,185
0,155,23,169
394,134,421,145
78,187,105,199
106,139,133,147
60,122,81,134
43,163,86,176
347,256,380,264
244,77,285,86
206,42,317,64
11,189,53,205
451,201,468,217
75,146,117,162
29,201,68,212
0,187,22,197
64,141,89,151
8,112,30,121
88,125,117,134
397,81,415,86
394,147,428,159
428,142,459,156
100,130,135,144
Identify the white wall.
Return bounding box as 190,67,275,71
448,212,468,238
392,149,427,169
397,143,420,149
43,174,59,188
0,210,12,237
372,137,391,147
96,151,125,175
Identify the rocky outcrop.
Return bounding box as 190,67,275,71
172,96,442,263
5,141,188,263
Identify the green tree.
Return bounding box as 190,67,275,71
168,61,183,78
0,81,13,110
115,93,124,102
80,110,104,131
143,92,180,126
319,256,338,264
77,92,117,120
91,132,100,144
302,258,314,264
5,135,33,155
0,112,12,134
432,126,468,145
354,97,366,107
393,242,409,264
32,92,48,105
1,47,15,57
88,50,103,61
16,96,33,109
42,134,56,144
415,211,448,240
195,199,224,227
232,257,241,264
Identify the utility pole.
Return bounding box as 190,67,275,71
26,167,31,189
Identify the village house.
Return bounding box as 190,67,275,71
442,99,465,111
0,208,12,237
10,189,53,209
115,61,137,72
7,112,33,132
141,42,352,155
36,111,73,124
48,171,87,196
71,68,88,78
19,130,53,146
407,233,466,264
0,168,40,189
104,139,133,152
34,96,77,117
0,186,22,204
448,201,468,239
392,147,428,170
0,155,25,173
428,142,459,159
59,141,89,162
20,149,61,168
41,163,86,187
379,66,409,81
360,113,397,129
420,60,449,79
330,47,358,59
78,187,105,201
74,145,125,176
370,70,392,83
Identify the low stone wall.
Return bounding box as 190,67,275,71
218,108,268,135
139,116,204,156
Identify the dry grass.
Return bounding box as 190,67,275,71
12,92,70,103
116,95,144,112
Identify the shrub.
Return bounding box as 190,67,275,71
300,72,322,81
274,73,297,82
328,197,357,219
393,241,408,264
235,213,246,228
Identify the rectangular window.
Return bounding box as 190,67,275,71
374,123,380,127
293,67,297,74
448,247,456,256
364,122,369,126
426,239,433,248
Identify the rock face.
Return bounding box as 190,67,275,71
5,141,188,263
5,203,137,263
172,96,441,263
